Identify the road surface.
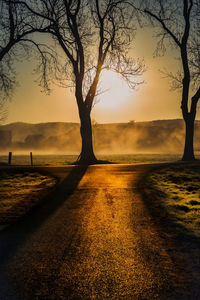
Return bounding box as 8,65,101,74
0,164,200,299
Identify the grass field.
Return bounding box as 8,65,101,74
0,170,57,228
143,163,200,239
0,153,185,165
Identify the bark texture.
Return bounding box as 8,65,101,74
78,109,97,164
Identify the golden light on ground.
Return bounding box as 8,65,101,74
96,69,133,110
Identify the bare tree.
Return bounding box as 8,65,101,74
142,0,200,161
15,0,144,164
0,0,46,124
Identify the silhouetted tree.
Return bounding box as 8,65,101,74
0,0,45,122
15,0,144,164
142,0,200,161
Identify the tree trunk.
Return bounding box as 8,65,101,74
77,108,97,164
182,116,196,161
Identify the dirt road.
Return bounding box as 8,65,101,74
0,164,199,299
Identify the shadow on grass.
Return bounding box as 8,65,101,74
138,162,200,297
0,165,88,267
138,162,200,245
72,159,114,165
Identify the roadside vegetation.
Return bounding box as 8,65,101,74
143,163,200,239
0,170,57,228
0,153,184,166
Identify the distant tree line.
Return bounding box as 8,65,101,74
1,120,197,154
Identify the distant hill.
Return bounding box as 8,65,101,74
0,119,200,154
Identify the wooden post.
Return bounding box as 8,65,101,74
8,152,12,165
30,152,33,166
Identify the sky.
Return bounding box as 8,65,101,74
5,27,187,125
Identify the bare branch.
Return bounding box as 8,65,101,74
144,9,181,48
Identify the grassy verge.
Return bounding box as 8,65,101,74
142,163,200,239
0,153,182,165
0,169,57,227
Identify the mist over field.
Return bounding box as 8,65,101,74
0,119,200,155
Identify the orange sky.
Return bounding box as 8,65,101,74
6,27,187,125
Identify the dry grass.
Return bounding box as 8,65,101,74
0,169,57,226
144,163,200,239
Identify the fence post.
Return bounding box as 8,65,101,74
8,152,12,165
30,152,33,166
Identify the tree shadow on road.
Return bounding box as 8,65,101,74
0,165,88,267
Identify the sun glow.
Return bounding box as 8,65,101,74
96,70,133,109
